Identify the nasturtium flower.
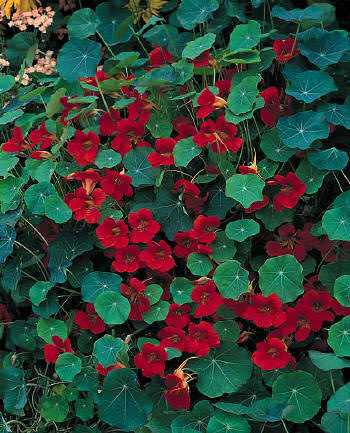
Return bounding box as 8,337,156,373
134,342,168,378
270,172,306,212
0,304,11,325
111,119,144,156
2,127,32,152
64,187,105,224
96,218,129,248
128,92,158,124
158,326,186,351
100,171,133,201
67,130,100,166
112,245,143,273
44,336,74,364
28,122,57,150
190,215,220,244
121,278,150,321
243,293,286,328
165,303,191,328
149,45,174,68
193,115,242,153
74,303,105,334
273,37,300,63
191,281,223,318
184,321,220,357
65,169,101,195
164,363,191,410
148,137,176,168
174,232,199,259
172,116,196,140
128,208,161,243
279,304,323,342
99,108,120,136
252,337,294,370
60,95,81,125
259,87,293,127
140,240,175,272
297,290,334,323
196,86,227,118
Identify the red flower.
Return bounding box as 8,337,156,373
273,37,300,63
252,337,294,370
128,208,161,243
270,172,306,212
128,92,158,124
0,304,11,325
74,303,105,334
100,170,133,200
174,232,199,259
165,370,190,410
121,278,150,320
44,336,73,363
134,343,168,377
190,215,220,244
99,108,120,136
35,219,60,246
140,241,175,272
173,180,208,215
65,168,101,195
64,187,105,223
279,305,323,341
196,86,227,118
2,127,32,153
259,87,293,127
165,304,191,328
149,45,173,68
148,138,176,168
96,218,129,248
191,281,223,318
28,122,57,150
111,119,144,156
80,70,109,95
96,361,125,375
242,294,286,328
184,321,220,356
297,290,334,323
244,195,269,213
158,326,186,352
112,245,142,273
190,50,217,69
266,223,314,262
173,116,196,140
193,115,242,153
67,130,100,166
60,96,81,125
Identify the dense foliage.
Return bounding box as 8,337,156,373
0,0,350,432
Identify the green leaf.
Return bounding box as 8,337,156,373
0,109,24,125
295,160,326,194
318,100,350,129
40,395,69,422
144,284,163,305
223,49,261,64
76,396,94,421
272,371,322,423
228,75,260,114
0,153,18,177
187,253,213,276
229,20,261,53
173,137,201,167
73,367,99,392
188,342,252,397
298,28,350,69
94,369,153,430
37,318,67,343
0,368,27,413
56,353,82,382
44,195,72,223
0,75,15,94
95,149,121,169
321,412,348,433
143,301,169,324
6,32,37,66
271,4,324,22
213,260,249,299
322,207,350,241
93,335,128,368
328,316,350,357
334,275,350,307
260,128,297,162
308,148,349,171
170,277,193,304
82,271,122,303
182,33,216,59
146,111,173,138
213,320,240,342
57,39,102,82
207,411,251,433
96,2,133,46
225,219,260,242
210,231,237,262
29,281,54,306
177,0,219,30
225,174,265,208
94,291,130,325
171,400,213,433
309,350,350,371
68,8,100,39
24,182,56,215
258,255,304,303
327,383,350,415
173,59,194,84
124,147,160,187
277,111,329,150
286,71,337,103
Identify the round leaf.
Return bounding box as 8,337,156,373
225,174,265,208
213,260,249,299
225,219,260,242
68,8,100,39
328,316,350,357
0,75,15,94
82,271,122,303
94,291,130,325
187,253,213,276
55,353,82,382
93,335,128,368
334,275,350,307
